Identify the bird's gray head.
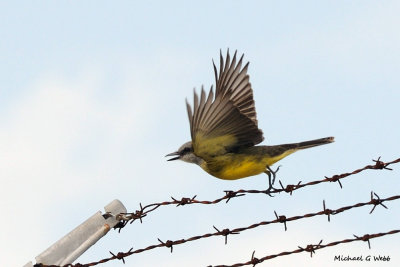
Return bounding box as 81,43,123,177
166,141,203,165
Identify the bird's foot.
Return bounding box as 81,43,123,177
264,165,281,196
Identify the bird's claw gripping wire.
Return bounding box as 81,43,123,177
265,165,281,195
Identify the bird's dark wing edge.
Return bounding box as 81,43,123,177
186,50,264,159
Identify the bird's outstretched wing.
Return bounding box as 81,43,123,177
186,50,264,160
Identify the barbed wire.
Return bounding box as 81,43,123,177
114,157,399,229
210,229,400,267
36,191,400,267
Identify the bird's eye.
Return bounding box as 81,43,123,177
182,147,191,153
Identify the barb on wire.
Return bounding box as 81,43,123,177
369,191,388,214
114,157,399,231
210,230,400,267
37,192,400,267
158,239,174,253
213,226,240,245
274,211,287,231
298,240,323,258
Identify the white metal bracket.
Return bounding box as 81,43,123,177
24,199,127,267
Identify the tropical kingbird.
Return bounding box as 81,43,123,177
167,50,333,190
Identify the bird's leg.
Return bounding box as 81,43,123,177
264,165,280,194
267,165,280,185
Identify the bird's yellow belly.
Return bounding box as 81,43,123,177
218,161,266,180
201,151,295,180
202,157,268,180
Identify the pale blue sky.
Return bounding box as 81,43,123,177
1,1,399,266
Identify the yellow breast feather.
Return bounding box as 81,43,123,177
201,149,296,180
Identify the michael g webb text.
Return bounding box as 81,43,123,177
334,255,390,262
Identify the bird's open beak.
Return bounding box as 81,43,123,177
165,151,180,161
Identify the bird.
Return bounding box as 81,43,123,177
166,50,334,191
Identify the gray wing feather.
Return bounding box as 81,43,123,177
215,50,258,124
187,50,264,152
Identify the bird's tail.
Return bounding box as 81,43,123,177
260,137,334,167
296,136,334,149
281,136,335,150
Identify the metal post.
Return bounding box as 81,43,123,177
24,199,127,267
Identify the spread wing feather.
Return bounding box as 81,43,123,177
187,50,264,159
